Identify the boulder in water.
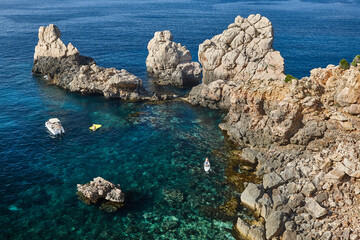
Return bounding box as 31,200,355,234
77,177,125,211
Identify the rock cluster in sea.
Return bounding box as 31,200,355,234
31,15,360,239
32,24,172,101
198,14,285,84
186,14,360,240
146,30,202,87
77,177,125,212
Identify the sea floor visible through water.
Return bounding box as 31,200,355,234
1,0,360,239
1,76,250,239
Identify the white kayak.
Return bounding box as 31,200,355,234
45,118,65,135
204,160,210,172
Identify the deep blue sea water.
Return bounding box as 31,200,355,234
0,0,360,239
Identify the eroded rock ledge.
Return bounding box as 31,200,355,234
187,13,360,240
146,30,202,87
32,24,171,101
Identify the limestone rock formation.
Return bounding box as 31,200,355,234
77,177,125,204
187,14,360,240
309,64,360,115
77,177,125,213
198,14,285,84
146,30,202,87
34,24,79,60
33,24,170,101
188,75,323,147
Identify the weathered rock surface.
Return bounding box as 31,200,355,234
198,14,285,84
263,172,284,190
236,218,251,238
241,183,263,211
265,211,284,239
187,13,360,240
187,79,238,110
146,30,201,87
305,197,327,219
33,24,171,101
34,24,79,60
77,177,125,204
236,218,265,240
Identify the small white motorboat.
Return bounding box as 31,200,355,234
45,118,65,135
204,158,210,172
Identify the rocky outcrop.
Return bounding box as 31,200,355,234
77,177,125,212
187,13,360,240
188,76,323,147
192,63,360,239
32,24,171,101
217,65,360,239
34,24,79,60
198,14,285,84
188,14,320,147
146,30,202,87
309,64,360,115
77,177,125,203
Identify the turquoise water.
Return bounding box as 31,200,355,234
1,0,360,239
1,74,235,239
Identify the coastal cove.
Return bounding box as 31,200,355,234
1,0,360,239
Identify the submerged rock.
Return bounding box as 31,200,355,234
32,24,171,101
77,177,125,211
146,30,202,87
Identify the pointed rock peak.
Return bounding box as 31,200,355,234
153,30,173,42
199,14,284,84
146,30,202,87
34,24,79,60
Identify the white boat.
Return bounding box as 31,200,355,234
204,159,210,172
45,118,65,135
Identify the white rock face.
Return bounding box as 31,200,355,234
146,30,202,87
33,24,170,101
34,24,79,60
198,14,285,83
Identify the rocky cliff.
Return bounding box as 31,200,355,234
32,24,170,101
187,13,360,240
146,30,202,87
198,14,285,84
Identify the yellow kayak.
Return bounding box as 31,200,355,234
89,124,102,131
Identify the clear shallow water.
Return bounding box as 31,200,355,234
1,0,360,239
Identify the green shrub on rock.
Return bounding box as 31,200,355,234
339,59,350,70
284,74,297,83
351,55,360,67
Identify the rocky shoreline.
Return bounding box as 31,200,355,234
186,14,360,240
32,14,360,240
